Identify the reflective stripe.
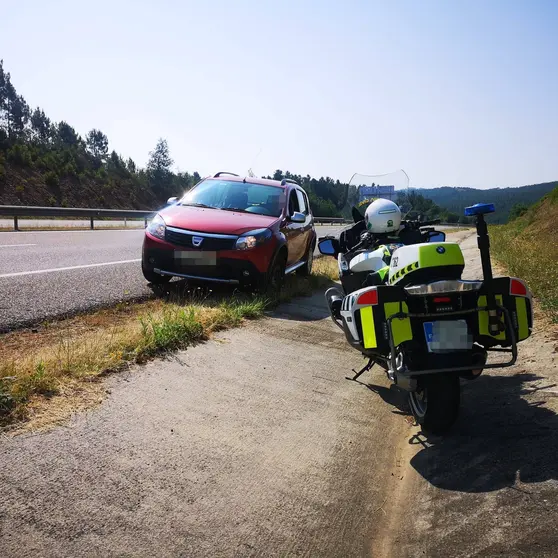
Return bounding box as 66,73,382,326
515,296,529,340
384,302,413,346
478,295,506,340
378,266,389,281
360,306,377,348
389,261,419,284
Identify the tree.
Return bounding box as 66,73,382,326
509,202,529,221
147,138,173,195
8,94,30,138
0,62,30,139
85,129,109,160
126,157,136,174
56,121,80,146
30,108,52,143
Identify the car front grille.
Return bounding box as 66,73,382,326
165,227,237,251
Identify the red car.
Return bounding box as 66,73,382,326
142,172,316,292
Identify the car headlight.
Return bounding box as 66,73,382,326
235,228,273,250
147,214,166,240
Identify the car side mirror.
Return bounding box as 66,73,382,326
167,197,178,205
290,211,306,223
427,231,446,243
318,237,340,257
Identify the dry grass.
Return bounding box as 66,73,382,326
0,258,339,430
490,189,558,323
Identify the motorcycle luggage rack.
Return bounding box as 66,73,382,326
385,304,518,377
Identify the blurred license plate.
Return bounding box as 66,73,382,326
423,320,472,353
174,251,216,266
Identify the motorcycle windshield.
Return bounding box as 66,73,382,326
349,170,412,216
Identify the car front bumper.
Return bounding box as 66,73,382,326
142,232,275,285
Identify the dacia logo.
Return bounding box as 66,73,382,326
436,246,445,254
192,236,204,247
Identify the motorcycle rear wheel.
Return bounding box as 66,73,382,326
409,373,460,435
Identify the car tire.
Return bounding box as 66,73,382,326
296,239,315,276
259,251,287,296
142,264,171,285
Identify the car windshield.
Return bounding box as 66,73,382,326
180,180,285,217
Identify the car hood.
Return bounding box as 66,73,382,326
159,205,279,235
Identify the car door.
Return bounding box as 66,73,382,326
295,188,314,260
281,188,304,266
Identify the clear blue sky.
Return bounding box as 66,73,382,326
1,0,557,188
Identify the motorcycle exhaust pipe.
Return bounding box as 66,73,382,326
460,351,487,381
325,287,344,328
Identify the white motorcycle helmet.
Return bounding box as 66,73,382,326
364,199,402,234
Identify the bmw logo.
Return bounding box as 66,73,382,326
436,246,446,254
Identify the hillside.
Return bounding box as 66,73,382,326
415,182,558,223
490,185,558,321
1,59,554,220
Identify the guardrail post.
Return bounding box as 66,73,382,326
14,216,19,231
90,217,94,230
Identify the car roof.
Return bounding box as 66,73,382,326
203,175,299,190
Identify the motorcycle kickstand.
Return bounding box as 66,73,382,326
346,358,375,382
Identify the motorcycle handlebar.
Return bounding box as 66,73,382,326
401,218,441,229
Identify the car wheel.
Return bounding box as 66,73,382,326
142,264,171,285
260,252,287,296
296,240,315,276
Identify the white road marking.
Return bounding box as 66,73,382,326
0,259,141,278
0,244,37,248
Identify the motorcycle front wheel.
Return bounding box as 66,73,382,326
409,373,460,435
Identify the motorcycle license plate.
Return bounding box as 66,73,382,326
423,320,472,353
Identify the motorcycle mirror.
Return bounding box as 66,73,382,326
427,231,446,243
318,237,340,257
351,206,365,223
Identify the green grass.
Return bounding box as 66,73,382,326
0,259,338,427
490,188,558,322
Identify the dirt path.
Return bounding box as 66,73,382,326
0,293,409,557
386,233,558,557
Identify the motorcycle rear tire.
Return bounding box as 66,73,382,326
409,373,460,435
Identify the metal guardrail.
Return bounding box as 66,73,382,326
0,205,350,231
0,205,156,230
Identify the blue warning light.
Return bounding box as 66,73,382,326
464,203,495,216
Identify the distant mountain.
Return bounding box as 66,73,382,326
411,182,558,223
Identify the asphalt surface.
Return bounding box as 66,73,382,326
0,225,345,331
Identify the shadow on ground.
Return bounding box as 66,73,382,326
360,372,558,494
411,373,558,493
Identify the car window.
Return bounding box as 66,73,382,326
181,179,285,217
303,191,311,215
296,189,307,214
288,189,300,216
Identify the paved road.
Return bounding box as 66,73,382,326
0,226,345,331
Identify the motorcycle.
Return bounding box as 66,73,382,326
319,197,533,434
